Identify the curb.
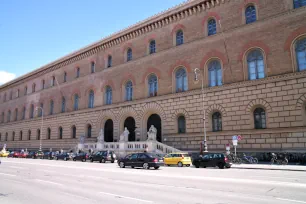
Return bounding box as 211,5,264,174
231,166,306,172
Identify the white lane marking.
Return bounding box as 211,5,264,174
4,160,306,189
98,192,153,203
2,178,27,185
276,198,306,203
63,192,97,202
8,166,27,170
35,179,64,186
0,172,17,177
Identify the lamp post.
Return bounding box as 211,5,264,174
194,68,208,153
36,107,44,151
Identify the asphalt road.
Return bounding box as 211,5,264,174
1,158,306,204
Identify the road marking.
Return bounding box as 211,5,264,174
2,178,26,185
0,172,17,177
63,192,97,202
35,179,64,186
98,192,153,203
276,198,306,203
8,166,27,170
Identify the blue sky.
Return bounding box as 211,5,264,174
0,0,184,85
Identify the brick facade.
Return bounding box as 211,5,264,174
0,0,306,151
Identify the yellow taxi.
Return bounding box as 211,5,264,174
0,150,10,157
163,153,192,167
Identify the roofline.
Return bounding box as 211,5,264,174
0,0,211,90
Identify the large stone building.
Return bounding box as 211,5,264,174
0,0,306,152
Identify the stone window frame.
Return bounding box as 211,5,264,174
49,99,54,115
61,97,66,113
90,61,96,74
28,130,31,140
73,93,80,111
71,125,77,139
12,131,15,141
86,123,92,138
7,110,11,122
42,79,45,89
203,57,224,88
32,83,36,93
242,47,268,81
207,18,217,37
20,131,23,141
123,80,133,101
173,66,188,93
37,129,41,140
63,72,67,83
175,30,184,46
104,85,113,105
249,104,268,129
148,39,156,55
146,73,158,97
14,108,18,121
106,55,112,68
290,34,306,72
126,48,133,62
241,2,259,25
176,114,186,134
87,89,95,109
58,126,63,139
47,127,51,140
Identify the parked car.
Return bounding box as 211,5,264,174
18,152,28,158
13,151,20,158
8,151,15,158
42,152,55,160
35,151,44,159
118,153,164,169
72,152,88,162
89,151,116,163
26,151,36,159
164,152,192,167
0,151,10,157
54,152,70,161
192,153,232,169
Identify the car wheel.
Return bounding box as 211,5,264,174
119,162,125,168
99,159,102,163
102,159,106,163
55,157,58,160
32,156,35,159
186,164,190,167
154,166,160,170
143,163,149,169
83,158,86,162
218,163,225,169
90,158,94,162
167,164,170,166
73,158,76,161
131,166,134,168
177,162,183,167
111,160,115,163
194,163,200,168
64,157,67,161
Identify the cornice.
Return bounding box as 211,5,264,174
0,0,228,90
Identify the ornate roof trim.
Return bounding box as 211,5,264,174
0,0,227,90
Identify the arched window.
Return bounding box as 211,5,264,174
39,103,43,117
59,127,63,139
294,0,306,9
175,68,188,92
208,60,222,87
22,107,26,120
42,80,45,89
20,131,23,141
295,38,306,71
208,19,217,36
72,125,76,139
61,97,66,113
5,133,8,141
1,112,4,123
107,55,112,68
176,30,184,46
16,89,19,98
14,108,18,121
32,83,36,93
245,5,257,24
254,108,266,129
74,94,79,111
212,112,222,132
91,62,95,73
24,86,27,95
28,130,31,140
30,104,34,118
51,76,55,86
7,110,11,122
125,81,133,101
37,129,40,140
9,91,12,100
127,48,132,62
64,72,67,82
87,124,92,138
76,67,80,78
3,93,6,102
247,50,265,80
12,131,15,141
105,86,112,105
88,90,94,108
148,74,158,97
149,40,156,54
178,115,186,133
49,100,54,115
47,128,51,139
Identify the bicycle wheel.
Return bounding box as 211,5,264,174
252,158,258,164
270,158,274,165
282,158,288,165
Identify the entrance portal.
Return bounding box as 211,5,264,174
147,114,162,142
124,117,136,141
104,119,113,142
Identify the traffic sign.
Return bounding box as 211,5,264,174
232,135,237,140
237,135,242,141
232,140,238,146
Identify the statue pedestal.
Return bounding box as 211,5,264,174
147,140,157,152
77,144,84,150
119,141,128,158
96,143,104,150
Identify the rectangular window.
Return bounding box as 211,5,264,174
91,62,95,73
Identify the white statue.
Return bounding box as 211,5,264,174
147,125,157,141
79,135,85,144
97,128,104,143
120,127,129,142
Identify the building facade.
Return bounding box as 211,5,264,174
0,0,306,152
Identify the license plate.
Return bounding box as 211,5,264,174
159,160,163,162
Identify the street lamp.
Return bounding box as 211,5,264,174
194,68,208,153
36,107,44,151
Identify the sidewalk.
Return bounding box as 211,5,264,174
232,164,306,172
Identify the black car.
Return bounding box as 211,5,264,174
26,151,44,159
26,151,36,159
89,151,116,163
72,152,88,162
192,153,232,169
118,153,163,169
54,152,70,161
42,152,55,160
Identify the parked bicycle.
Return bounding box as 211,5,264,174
270,152,288,165
227,153,242,164
241,153,258,164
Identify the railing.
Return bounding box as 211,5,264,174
127,142,148,151
104,142,119,150
156,141,182,154
84,143,96,150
